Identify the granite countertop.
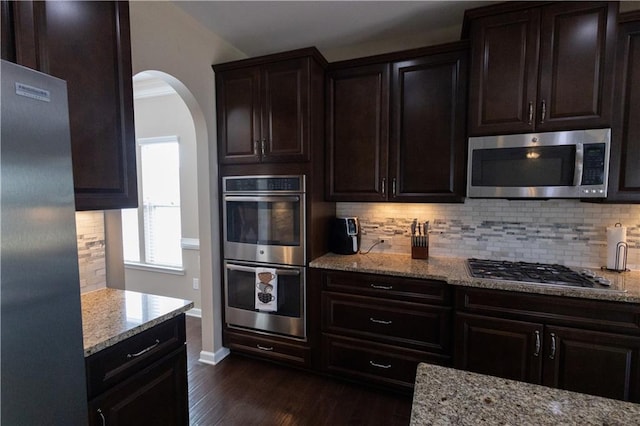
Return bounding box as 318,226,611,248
81,288,193,357
309,253,640,303
411,363,640,425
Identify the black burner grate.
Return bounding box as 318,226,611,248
467,258,596,288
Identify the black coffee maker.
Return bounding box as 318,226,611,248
330,217,360,255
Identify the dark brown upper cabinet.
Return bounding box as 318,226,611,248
326,42,468,203
606,13,640,203
214,48,327,165
2,1,137,211
467,2,617,136
326,63,390,201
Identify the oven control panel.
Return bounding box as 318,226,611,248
224,175,305,192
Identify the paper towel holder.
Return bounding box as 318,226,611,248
602,241,629,272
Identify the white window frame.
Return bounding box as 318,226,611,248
124,135,185,275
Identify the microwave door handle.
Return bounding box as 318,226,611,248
574,143,584,186
226,263,300,276
224,196,300,203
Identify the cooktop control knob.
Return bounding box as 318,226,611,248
579,269,611,286
580,269,596,278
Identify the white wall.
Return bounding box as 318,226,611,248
110,1,245,364
123,91,201,307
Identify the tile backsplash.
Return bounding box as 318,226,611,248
338,200,640,270
76,211,106,292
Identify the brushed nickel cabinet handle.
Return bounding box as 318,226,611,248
257,345,274,351
97,408,106,426
369,317,392,325
127,339,160,359
254,140,260,156
261,139,266,157
392,178,397,197
534,330,541,357
541,100,546,123
528,101,534,125
370,284,393,290
369,360,392,369
381,177,386,197
549,333,557,360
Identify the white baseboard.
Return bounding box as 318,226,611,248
199,347,230,365
186,308,201,318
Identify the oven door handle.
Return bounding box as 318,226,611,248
226,263,301,276
224,196,300,203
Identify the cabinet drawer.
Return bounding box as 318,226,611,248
88,346,188,426
322,334,450,390
456,288,640,335
224,329,311,367
85,315,186,399
322,270,450,304
322,292,451,353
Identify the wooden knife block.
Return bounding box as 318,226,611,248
411,245,429,259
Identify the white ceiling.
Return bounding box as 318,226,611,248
172,1,497,60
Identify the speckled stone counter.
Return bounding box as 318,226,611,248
309,253,640,303
411,363,640,425
81,288,193,357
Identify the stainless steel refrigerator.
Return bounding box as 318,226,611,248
1,60,88,424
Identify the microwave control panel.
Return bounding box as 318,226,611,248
581,143,606,186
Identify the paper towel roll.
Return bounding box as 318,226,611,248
606,224,627,270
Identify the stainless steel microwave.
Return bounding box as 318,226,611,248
467,128,611,199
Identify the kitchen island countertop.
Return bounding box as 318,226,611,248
80,288,193,357
411,363,640,425
309,252,640,303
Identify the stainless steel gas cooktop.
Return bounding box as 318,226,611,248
467,258,612,289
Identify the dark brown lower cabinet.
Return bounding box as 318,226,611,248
319,270,453,391
86,315,189,426
454,289,640,402
88,347,188,426
542,326,640,402
455,313,542,383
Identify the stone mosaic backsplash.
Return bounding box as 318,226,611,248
76,211,107,293
337,200,640,270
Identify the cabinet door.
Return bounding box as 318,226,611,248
390,50,467,202
261,58,310,163
468,8,540,136
542,326,640,402
326,64,389,201
33,1,137,210
607,18,640,202
88,346,188,426
536,2,615,131
454,313,543,384
216,66,261,164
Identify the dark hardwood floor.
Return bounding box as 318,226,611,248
185,316,413,426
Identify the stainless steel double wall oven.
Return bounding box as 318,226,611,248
222,175,307,340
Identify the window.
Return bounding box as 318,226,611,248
122,136,183,270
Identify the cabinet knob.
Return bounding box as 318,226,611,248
370,283,393,290
127,339,160,359
549,332,557,360
260,139,266,157
533,330,541,357
369,360,392,369
369,317,392,325
257,344,274,351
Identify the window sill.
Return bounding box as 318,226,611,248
124,262,185,275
